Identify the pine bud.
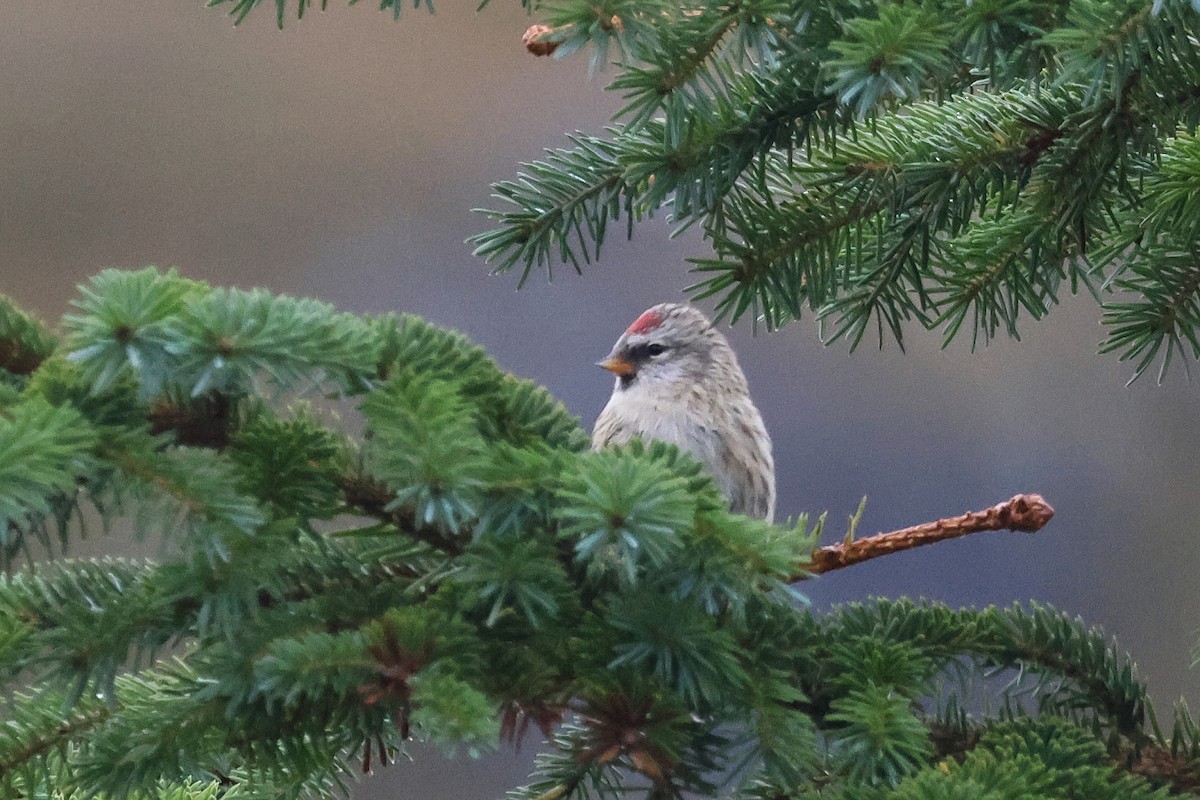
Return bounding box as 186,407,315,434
523,24,559,56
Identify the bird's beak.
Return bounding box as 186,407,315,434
597,355,636,377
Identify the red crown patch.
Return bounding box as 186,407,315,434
625,308,664,335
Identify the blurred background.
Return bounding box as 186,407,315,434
1,3,1197,796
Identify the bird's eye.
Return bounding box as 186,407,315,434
645,344,667,357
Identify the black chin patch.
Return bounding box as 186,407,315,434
619,373,637,390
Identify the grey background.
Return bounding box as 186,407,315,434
2,3,1197,797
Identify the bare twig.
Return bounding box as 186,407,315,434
800,493,1054,577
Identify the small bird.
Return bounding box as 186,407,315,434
592,303,776,522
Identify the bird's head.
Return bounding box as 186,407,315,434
598,303,725,390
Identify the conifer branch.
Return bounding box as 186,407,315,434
0,693,112,784
471,137,632,282
642,12,740,97
0,295,56,377
337,471,466,555
802,493,1055,576
0,338,46,376
8,0,1200,790
0,266,1186,799
148,393,234,449
1129,741,1200,794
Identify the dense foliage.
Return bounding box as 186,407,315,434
0,270,1197,799
4,0,1200,795
472,0,1200,383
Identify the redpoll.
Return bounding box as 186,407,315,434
592,303,776,522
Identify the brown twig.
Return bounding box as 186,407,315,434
1127,741,1200,794
148,392,234,449
800,493,1054,577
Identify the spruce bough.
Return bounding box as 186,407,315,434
10,0,1200,793
0,268,1196,799
466,0,1200,384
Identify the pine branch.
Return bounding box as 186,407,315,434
0,558,170,698
802,493,1055,577
974,602,1150,737
65,269,378,401
609,5,749,128
689,89,1081,330
0,688,112,795
0,271,1177,798
825,4,952,117
522,0,669,73
470,136,635,283
493,0,1200,378
102,441,265,543
804,598,1154,775
338,470,466,555
0,399,99,566
148,392,235,449
1128,743,1200,795
0,294,56,377
1100,244,1200,384
472,78,843,285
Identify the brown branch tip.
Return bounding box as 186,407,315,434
801,493,1054,577
523,24,561,56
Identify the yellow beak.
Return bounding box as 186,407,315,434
597,356,636,377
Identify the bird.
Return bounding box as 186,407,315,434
592,303,776,522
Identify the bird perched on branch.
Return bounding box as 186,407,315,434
592,303,776,522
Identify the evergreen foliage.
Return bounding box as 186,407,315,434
0,270,1196,799
471,0,1200,382
10,0,1200,794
